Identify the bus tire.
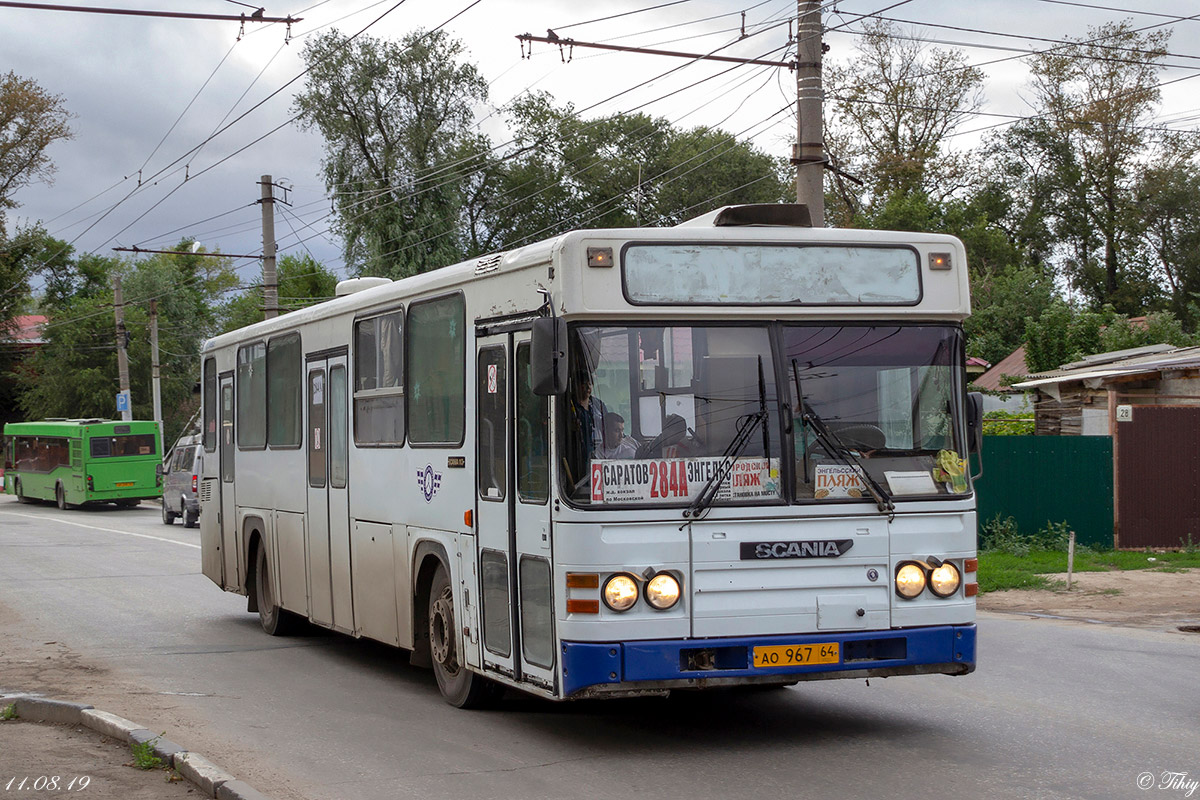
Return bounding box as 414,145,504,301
428,564,501,709
14,480,34,504
55,483,73,510
161,499,177,525
254,540,301,636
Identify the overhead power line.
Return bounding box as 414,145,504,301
517,32,795,69
0,1,300,23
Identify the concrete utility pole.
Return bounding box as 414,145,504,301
150,299,162,433
794,0,825,226
260,174,279,320
113,275,133,421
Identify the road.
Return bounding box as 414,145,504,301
1,494,1197,800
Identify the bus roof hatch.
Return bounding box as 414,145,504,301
675,204,812,228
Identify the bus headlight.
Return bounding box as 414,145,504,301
644,572,681,610
895,562,926,599
929,562,962,597
602,574,639,612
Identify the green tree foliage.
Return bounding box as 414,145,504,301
1024,300,1197,373
824,20,985,226
218,255,340,333
995,22,1194,315
18,244,238,445
0,71,73,214
473,93,788,251
293,29,488,279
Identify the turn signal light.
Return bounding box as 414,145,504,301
965,583,979,597
567,598,600,614
964,558,978,573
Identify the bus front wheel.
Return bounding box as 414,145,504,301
428,564,501,709
14,480,34,504
254,541,300,636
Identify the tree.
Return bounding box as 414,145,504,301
1023,301,1197,373
471,93,788,251
0,71,73,213
18,244,238,445
219,254,339,333
293,29,488,279
998,22,1193,314
823,20,985,226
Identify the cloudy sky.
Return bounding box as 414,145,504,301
5,0,1199,290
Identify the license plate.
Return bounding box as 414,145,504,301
752,642,840,668
115,482,135,487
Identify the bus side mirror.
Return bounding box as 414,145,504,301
966,391,984,454
530,317,568,396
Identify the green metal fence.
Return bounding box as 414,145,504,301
974,435,1114,549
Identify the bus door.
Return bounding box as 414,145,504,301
475,332,556,693
306,353,352,633
219,374,238,590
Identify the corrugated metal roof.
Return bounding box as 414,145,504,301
1013,344,1200,391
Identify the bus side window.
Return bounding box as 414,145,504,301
516,343,548,504
203,357,217,452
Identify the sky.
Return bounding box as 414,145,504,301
5,0,1200,294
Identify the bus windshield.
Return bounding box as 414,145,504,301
786,325,968,502
559,323,968,507
560,324,781,507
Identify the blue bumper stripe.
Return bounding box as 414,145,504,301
561,624,976,697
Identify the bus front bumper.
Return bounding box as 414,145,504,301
561,624,976,698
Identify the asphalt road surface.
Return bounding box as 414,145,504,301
1,494,1197,800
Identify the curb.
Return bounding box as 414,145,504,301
1,693,271,800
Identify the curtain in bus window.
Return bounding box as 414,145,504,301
407,296,464,445
267,334,301,447
354,311,405,445
237,342,267,448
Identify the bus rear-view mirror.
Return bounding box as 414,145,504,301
531,317,568,396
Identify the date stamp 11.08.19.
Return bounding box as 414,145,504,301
4,776,91,792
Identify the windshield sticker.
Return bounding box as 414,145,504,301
591,457,779,504
813,464,866,499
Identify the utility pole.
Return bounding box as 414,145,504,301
260,174,278,320
794,0,825,226
113,275,132,421
518,4,829,225
150,299,162,434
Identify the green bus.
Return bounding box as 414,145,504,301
2,419,162,509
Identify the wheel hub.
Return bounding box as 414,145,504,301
430,591,458,675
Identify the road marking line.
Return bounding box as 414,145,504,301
0,510,200,549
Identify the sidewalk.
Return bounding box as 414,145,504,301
0,695,271,800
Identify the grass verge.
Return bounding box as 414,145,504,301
978,549,1200,593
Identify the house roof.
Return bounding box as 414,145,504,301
4,315,47,345
1012,344,1200,396
974,344,1028,392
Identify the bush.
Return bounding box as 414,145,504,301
979,515,1077,555
982,410,1034,436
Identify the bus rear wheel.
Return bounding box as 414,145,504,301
254,541,300,636
428,564,501,709
55,484,73,510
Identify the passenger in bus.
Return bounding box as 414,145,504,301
597,412,637,459
568,371,607,459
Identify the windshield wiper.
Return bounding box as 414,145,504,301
792,360,894,516
684,356,770,522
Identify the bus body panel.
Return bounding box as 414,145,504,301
197,211,978,703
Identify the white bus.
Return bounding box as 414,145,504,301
199,204,981,707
